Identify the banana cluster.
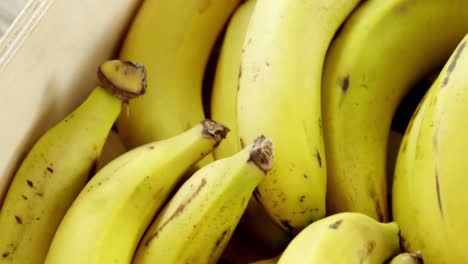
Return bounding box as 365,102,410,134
1,0,468,263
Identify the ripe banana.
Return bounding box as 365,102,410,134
393,34,468,263
133,136,273,264
389,252,423,264
44,120,229,264
210,0,290,250
278,212,400,264
117,0,241,149
211,0,253,161
0,60,146,264
322,0,468,221
237,0,361,233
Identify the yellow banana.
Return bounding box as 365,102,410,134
389,252,423,264
210,0,290,250
393,34,468,263
117,0,241,150
278,213,400,264
133,136,273,264
322,0,468,221
44,120,228,264
237,0,361,233
211,0,253,161
0,60,146,264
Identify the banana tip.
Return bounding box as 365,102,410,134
98,60,147,101
249,135,273,173
201,119,230,143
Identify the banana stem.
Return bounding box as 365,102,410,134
248,135,273,174
97,60,147,101
201,119,230,144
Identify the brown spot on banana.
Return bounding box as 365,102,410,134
144,178,207,246
366,240,376,255
14,216,22,224
315,148,322,168
26,180,33,188
442,41,466,88
299,195,305,203
329,219,343,229
239,138,245,149
47,166,54,173
375,199,385,222
338,75,350,107
341,75,350,93
208,228,230,261
435,168,444,216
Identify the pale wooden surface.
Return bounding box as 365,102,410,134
0,0,27,36
0,0,143,203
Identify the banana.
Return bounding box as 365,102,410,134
278,212,400,264
210,0,291,250
250,255,281,264
116,0,241,151
322,0,468,221
393,34,468,263
44,120,228,264
132,136,273,264
211,0,253,161
237,0,361,233
0,60,146,264
389,252,423,264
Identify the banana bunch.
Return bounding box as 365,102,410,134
3,0,468,263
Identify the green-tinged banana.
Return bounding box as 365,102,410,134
393,35,468,263
250,255,281,264
278,213,400,264
44,120,229,264
322,0,468,221
210,0,290,250
389,252,423,264
117,0,241,150
237,0,361,233
0,60,146,264
133,136,273,264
